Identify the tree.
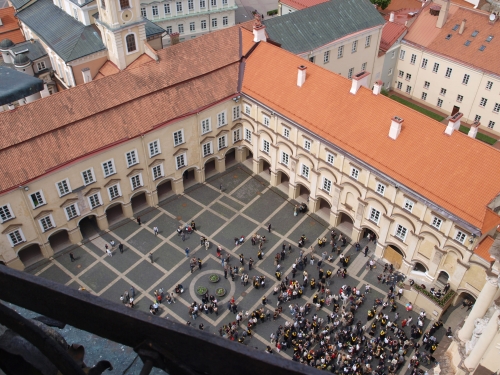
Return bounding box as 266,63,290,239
370,0,391,10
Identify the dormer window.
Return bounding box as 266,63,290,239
120,0,130,9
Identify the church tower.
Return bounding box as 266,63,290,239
95,0,146,70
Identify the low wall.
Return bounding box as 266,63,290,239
403,288,452,320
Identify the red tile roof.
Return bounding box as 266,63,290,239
380,22,407,52
474,236,494,261
0,7,25,44
125,53,153,70
279,0,329,11
93,60,120,80
481,208,500,233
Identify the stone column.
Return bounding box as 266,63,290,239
68,227,83,244
459,274,499,342
96,213,109,231
216,158,226,174
270,171,278,187
172,177,184,195
463,301,500,370
122,202,134,218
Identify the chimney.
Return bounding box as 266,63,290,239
7,104,15,111
436,0,449,28
81,67,92,83
297,65,307,87
170,32,180,45
389,116,404,140
253,24,266,42
445,112,463,135
372,80,383,95
0,17,3,26
468,121,480,138
459,19,466,35
389,12,395,22
350,71,370,95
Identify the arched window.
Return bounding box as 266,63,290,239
101,0,105,8
125,34,137,53
120,0,130,9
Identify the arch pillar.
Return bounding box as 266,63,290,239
235,148,245,163
172,177,184,195
289,183,299,200
6,257,24,270
216,158,226,174
40,241,54,258
252,159,260,174
96,213,109,231
123,202,134,218
68,227,83,244
270,171,278,187
195,168,205,184
450,261,468,290
308,197,317,213
428,246,445,278
400,257,413,275
374,242,385,258
145,192,154,208
351,226,362,242
329,210,339,228
151,190,159,206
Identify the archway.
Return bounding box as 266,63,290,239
225,148,236,167
18,244,44,268
204,158,217,179
261,159,271,174
157,179,173,203
413,262,427,273
48,230,72,254
79,215,99,239
316,197,331,223
183,167,197,189
106,203,126,226
362,227,378,242
297,183,310,202
437,270,449,285
276,170,290,195
384,244,405,270
337,212,354,238
241,146,253,170
131,191,148,214
455,291,476,307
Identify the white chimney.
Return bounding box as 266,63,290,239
445,112,463,135
7,104,15,110
436,0,450,28
82,67,92,83
389,116,404,140
468,121,480,138
372,80,383,95
297,65,307,87
459,19,466,35
350,71,371,95
389,12,395,22
253,24,267,43
0,17,3,26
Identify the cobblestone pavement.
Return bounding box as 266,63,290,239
24,165,460,374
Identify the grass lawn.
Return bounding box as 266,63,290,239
459,125,497,145
389,95,446,122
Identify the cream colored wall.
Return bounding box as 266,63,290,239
71,55,108,85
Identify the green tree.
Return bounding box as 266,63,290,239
370,0,391,10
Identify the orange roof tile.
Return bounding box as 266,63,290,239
0,7,25,44
383,0,423,13
380,22,407,51
279,0,329,11
242,41,500,229
93,60,120,80
481,208,500,233
125,53,153,71
474,236,494,261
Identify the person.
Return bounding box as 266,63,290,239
119,243,124,254
106,248,112,257
153,226,159,236
110,240,115,247
149,253,154,263
249,257,254,270
137,217,141,225
185,247,190,258
220,183,223,192
181,232,186,241
69,252,75,262
364,246,369,257
205,240,210,251
198,258,202,270
191,220,196,231
267,223,272,233
257,250,263,260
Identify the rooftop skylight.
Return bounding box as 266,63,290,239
471,30,479,37
479,45,486,51
446,34,452,40
452,24,459,31
464,40,471,46
486,35,494,42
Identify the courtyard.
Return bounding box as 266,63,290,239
24,164,466,373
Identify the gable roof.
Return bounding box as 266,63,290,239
0,66,44,105
474,236,494,261
380,21,407,52
0,6,25,44
263,0,385,54
16,0,106,62
241,40,500,230
144,18,166,37
10,40,47,61
279,0,329,11
8,0,31,10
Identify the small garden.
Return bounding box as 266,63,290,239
414,284,455,307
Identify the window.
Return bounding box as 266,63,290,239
322,177,332,193
421,92,427,101
348,68,354,79
494,103,500,113
244,104,251,115
102,159,115,177
283,127,290,139
233,128,241,143
73,7,79,20
131,174,143,189
244,128,252,143
176,1,182,11
190,22,195,31
398,70,404,78
421,58,428,69
201,118,211,134
369,208,380,224
125,34,136,53
164,3,170,14
440,88,447,96
301,164,310,179
403,198,414,212
388,68,393,76
445,67,452,78
376,183,386,196
175,154,186,170
410,54,416,65
201,20,207,30
178,24,184,33
119,0,130,9
326,152,335,165
397,81,403,90
232,106,240,121
56,179,71,197
30,191,45,208
480,97,487,107
486,81,493,90
281,151,289,166
0,204,14,223
262,139,270,153
202,142,213,157
350,167,359,180
148,140,161,157
395,224,408,241
200,0,205,7
457,94,463,103
361,62,367,71
424,81,430,89
141,7,147,16
437,98,443,108
7,229,25,247
211,0,216,5
218,135,227,150
126,150,139,167
462,74,470,85
432,63,439,73
216,111,227,127
172,130,184,147
36,61,46,71
188,0,194,9
406,85,412,94
455,230,466,244
212,18,217,28
88,193,101,209
399,50,405,60
263,114,270,127
100,0,105,8
166,26,172,34
108,184,121,200
323,51,330,63
351,40,357,53
431,216,442,230
365,35,371,47
475,114,481,122
81,168,95,185
405,73,411,81
309,55,316,63
152,164,164,180
152,5,158,15
488,121,495,129
304,139,311,151
337,45,344,58
223,0,227,4
64,204,79,220
223,16,228,26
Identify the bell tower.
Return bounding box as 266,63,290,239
95,0,146,70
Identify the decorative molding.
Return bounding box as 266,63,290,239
104,178,121,188
33,210,53,220
59,197,78,208
84,187,101,197
148,159,164,168
1,224,22,234
126,168,144,177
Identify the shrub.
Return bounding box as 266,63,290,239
414,284,455,307
267,9,278,16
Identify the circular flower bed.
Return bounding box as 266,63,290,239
196,286,208,296
215,288,226,297
209,274,220,283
